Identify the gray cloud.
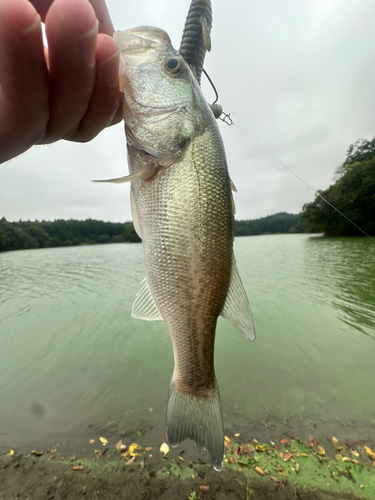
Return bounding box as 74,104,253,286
1,0,374,222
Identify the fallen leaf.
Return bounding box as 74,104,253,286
136,431,142,438
252,438,259,444
199,485,210,492
255,444,269,452
274,444,279,451
98,448,108,458
178,456,185,462
31,451,43,457
9,450,15,456
243,445,255,454
335,454,343,460
224,436,232,447
332,437,338,446
342,457,351,462
115,440,123,450
144,447,153,452
280,438,289,445
364,446,375,460
159,442,170,456
99,437,108,446
280,452,292,462
238,466,243,472
273,465,289,477
269,476,280,483
296,453,308,458
352,450,360,457
140,459,144,468
72,466,83,471
295,463,300,473
148,407,153,412
69,456,77,461
318,446,325,456
129,443,142,457
352,459,361,465
255,466,265,476
89,439,95,444
125,456,136,466
234,433,240,437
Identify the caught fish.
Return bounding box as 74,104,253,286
97,0,255,471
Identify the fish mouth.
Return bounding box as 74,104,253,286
114,26,172,59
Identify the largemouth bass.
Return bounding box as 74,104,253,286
99,12,255,471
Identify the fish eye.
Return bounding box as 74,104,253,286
164,57,185,76
167,58,179,70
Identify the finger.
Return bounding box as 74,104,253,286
86,0,115,35
68,34,120,142
42,0,98,143
0,0,49,163
30,0,115,35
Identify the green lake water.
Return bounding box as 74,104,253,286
0,234,374,447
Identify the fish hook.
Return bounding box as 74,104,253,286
202,68,233,126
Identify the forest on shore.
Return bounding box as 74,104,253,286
0,212,304,253
301,137,375,236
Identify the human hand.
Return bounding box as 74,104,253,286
0,0,122,164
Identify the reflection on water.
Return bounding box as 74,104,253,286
0,235,374,447
306,237,375,339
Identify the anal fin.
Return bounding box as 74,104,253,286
132,278,163,321
220,255,256,341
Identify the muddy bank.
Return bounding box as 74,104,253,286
0,452,366,500
1,422,375,500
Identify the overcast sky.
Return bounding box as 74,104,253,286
1,0,375,223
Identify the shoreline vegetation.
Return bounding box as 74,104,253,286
0,212,306,252
0,212,306,253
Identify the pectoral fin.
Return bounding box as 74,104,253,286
132,278,163,321
220,255,256,341
92,164,158,184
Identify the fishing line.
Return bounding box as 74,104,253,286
231,122,375,243
201,69,375,242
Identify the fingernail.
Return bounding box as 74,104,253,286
22,13,42,36
100,50,120,87
22,14,45,63
77,19,98,67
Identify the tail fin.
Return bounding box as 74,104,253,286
166,378,224,471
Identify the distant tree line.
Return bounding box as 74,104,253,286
234,212,306,236
302,137,375,236
0,212,307,253
0,218,141,252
